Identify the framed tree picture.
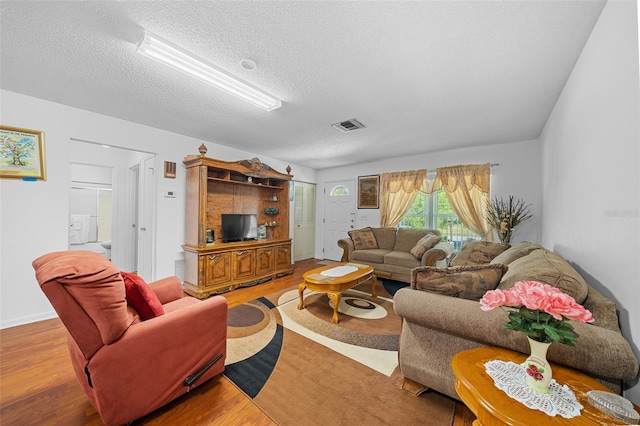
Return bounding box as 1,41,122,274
0,125,46,180
358,175,380,209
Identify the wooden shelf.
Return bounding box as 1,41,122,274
183,149,293,299
206,176,284,190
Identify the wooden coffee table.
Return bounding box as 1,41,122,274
452,346,640,425
298,262,375,323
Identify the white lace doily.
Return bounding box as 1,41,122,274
320,265,357,277
484,360,584,418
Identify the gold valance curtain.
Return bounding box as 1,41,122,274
380,169,430,227
432,164,493,241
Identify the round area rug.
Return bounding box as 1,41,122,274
328,296,388,320
278,289,400,351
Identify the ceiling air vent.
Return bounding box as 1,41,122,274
332,118,366,133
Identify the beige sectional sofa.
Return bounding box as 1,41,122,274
393,241,639,400
338,227,455,284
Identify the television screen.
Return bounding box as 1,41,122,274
221,214,258,243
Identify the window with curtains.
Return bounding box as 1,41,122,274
380,164,492,243
400,190,479,250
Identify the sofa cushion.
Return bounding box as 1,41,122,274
410,233,442,260
384,251,421,269
121,271,165,320
371,227,397,250
582,285,621,332
450,240,511,266
490,241,545,265
348,227,379,250
497,249,589,304
411,263,509,301
351,249,391,264
394,228,436,252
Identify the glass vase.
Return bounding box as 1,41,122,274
524,337,553,393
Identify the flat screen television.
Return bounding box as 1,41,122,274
221,214,258,243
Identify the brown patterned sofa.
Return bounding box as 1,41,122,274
393,241,639,400
338,227,454,284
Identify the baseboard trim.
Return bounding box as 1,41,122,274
1,310,58,330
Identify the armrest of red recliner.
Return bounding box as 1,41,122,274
148,276,184,304
85,296,228,425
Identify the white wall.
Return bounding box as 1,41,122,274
315,139,542,257
0,89,316,328
540,0,640,403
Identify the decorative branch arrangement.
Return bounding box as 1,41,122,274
486,195,532,244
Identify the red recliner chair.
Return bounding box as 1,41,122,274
32,251,227,425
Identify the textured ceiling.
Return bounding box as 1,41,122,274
1,1,606,169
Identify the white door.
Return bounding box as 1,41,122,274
323,180,356,261
293,181,316,261
126,164,140,273
137,155,156,281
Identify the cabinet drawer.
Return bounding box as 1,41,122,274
203,252,231,285
274,244,291,269
232,249,255,280
256,247,274,275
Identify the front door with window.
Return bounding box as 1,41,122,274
323,180,356,261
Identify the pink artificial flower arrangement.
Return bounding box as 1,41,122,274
480,280,594,345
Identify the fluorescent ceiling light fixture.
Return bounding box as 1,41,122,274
137,31,281,111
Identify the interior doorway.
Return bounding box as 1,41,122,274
69,164,114,259
322,180,356,261
68,139,156,280
293,181,316,261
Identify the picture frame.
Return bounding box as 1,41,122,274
0,125,46,180
163,161,176,178
357,175,380,209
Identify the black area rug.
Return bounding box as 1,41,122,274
380,278,409,296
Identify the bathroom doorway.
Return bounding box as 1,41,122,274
69,139,156,280
69,165,114,259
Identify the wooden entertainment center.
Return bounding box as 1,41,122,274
182,145,293,299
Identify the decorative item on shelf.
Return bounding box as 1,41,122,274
257,225,266,239
479,280,594,394
264,208,279,215
485,195,532,244
272,193,278,201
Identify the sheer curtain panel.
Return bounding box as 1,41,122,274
380,169,430,227
432,164,493,241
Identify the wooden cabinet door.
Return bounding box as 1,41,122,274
204,252,231,285
233,249,255,280
274,244,291,270
256,247,274,275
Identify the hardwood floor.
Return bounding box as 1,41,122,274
0,258,474,425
